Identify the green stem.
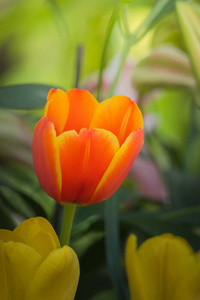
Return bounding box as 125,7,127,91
109,0,174,97
60,204,76,246
108,38,131,97
97,3,121,101
48,0,70,42
74,45,85,89
105,195,129,300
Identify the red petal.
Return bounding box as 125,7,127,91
58,128,119,204
32,117,61,201
89,128,144,205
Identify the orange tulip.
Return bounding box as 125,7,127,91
32,88,143,205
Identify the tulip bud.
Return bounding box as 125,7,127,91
32,88,144,206
0,217,80,300
126,233,200,300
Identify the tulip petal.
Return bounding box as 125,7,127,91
26,246,80,300
58,128,119,204
0,229,23,242
32,117,61,201
89,128,144,205
173,261,200,300
14,217,60,258
43,89,69,136
0,241,42,300
0,241,9,299
90,95,143,145
125,235,147,300
126,234,197,300
64,89,99,133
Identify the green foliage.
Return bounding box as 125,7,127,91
0,84,59,109
0,0,200,299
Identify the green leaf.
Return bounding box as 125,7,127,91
105,195,129,300
0,186,35,219
133,45,196,91
176,2,200,90
0,84,62,109
0,205,16,230
0,163,54,218
134,0,177,42
121,211,200,251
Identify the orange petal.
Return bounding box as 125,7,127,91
90,95,143,145
89,128,144,205
47,88,59,101
43,89,69,136
64,89,99,133
32,117,61,202
58,128,119,204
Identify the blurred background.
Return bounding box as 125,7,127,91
0,0,200,299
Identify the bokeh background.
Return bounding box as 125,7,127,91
0,0,200,299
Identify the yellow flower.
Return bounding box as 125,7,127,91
126,234,200,300
0,217,79,300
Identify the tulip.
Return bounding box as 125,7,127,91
126,234,200,300
33,88,143,205
0,217,79,300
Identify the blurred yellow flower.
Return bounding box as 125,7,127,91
126,234,200,300
0,217,79,300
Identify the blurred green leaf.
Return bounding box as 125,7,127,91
0,204,16,230
134,0,178,41
121,210,200,251
133,45,196,91
152,12,185,49
0,186,35,219
0,163,54,218
176,2,200,91
0,109,33,166
166,169,200,209
149,90,192,151
76,270,112,300
105,195,129,300
0,84,61,109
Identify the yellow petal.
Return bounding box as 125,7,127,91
125,235,148,300
0,241,9,299
126,234,196,300
14,217,60,258
26,246,80,300
173,252,200,300
0,241,42,300
0,229,23,243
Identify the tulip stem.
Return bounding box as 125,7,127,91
60,204,76,246
74,45,84,89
